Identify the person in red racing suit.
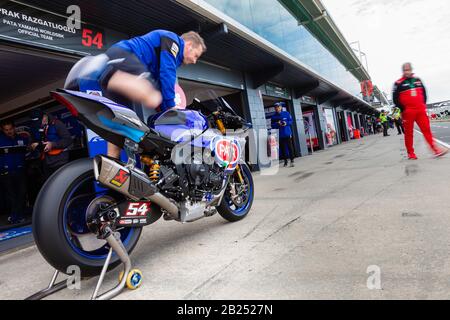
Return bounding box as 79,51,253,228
393,63,447,160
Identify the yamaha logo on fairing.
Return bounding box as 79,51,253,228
89,136,104,143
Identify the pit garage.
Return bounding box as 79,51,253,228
0,47,248,249
0,44,89,245
0,0,126,247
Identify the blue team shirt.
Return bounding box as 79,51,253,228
114,30,185,111
0,134,29,173
271,111,294,139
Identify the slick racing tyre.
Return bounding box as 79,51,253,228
33,158,142,278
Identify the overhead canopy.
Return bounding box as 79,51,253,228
373,86,391,107
279,0,371,82
19,0,379,115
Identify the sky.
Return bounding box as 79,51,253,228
321,0,450,103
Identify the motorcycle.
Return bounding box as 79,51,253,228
32,88,255,285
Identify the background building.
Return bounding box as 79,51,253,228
427,100,450,119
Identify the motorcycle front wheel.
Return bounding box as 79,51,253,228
33,158,142,278
217,163,254,222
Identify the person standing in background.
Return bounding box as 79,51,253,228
379,110,390,137
30,110,73,179
393,63,447,160
0,120,29,224
271,102,295,167
392,107,405,135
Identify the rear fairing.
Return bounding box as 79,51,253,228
53,89,149,148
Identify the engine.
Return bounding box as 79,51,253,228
145,136,242,203
187,163,224,189
155,162,225,203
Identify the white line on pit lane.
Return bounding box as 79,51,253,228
415,129,450,149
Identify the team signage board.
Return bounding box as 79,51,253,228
0,0,125,55
301,95,316,105
264,83,290,99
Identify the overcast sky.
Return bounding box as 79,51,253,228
321,0,450,103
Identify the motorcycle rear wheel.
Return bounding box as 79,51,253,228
33,158,142,278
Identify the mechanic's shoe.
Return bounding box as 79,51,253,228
408,153,418,160
290,161,295,168
283,161,288,168
434,148,449,158
7,217,25,225
163,213,175,221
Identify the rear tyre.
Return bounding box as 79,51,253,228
217,163,254,222
33,158,142,278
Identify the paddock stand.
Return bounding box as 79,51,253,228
25,230,143,300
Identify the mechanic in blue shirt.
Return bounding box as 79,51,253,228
0,120,29,224
29,109,73,179
65,30,207,159
271,102,295,167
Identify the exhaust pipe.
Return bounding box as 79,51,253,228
93,156,179,217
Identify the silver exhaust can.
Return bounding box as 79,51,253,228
93,156,179,217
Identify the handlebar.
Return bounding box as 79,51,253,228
187,99,251,130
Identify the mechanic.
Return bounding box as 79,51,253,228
391,107,405,135
30,109,73,179
271,102,295,167
379,110,389,137
0,120,29,224
393,63,447,160
66,30,207,159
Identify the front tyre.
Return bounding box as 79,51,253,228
33,158,142,278
217,163,254,222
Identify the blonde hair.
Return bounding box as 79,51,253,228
181,31,207,52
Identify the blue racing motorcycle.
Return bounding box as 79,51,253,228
32,87,254,293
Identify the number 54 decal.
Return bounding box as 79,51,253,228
125,202,150,216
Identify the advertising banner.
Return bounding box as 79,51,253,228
0,0,125,55
347,114,355,139
324,108,338,146
303,110,319,149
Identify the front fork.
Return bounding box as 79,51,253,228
215,117,245,184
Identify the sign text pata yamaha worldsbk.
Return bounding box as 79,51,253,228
0,0,125,55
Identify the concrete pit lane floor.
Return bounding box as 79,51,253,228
1,131,450,300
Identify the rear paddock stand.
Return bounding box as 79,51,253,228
25,231,142,300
